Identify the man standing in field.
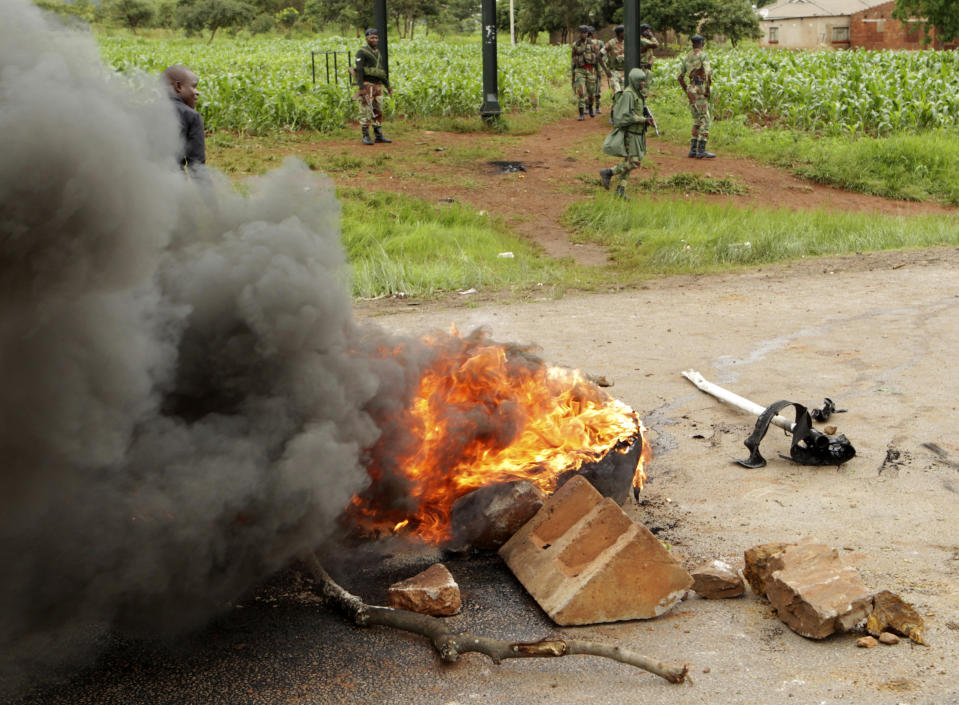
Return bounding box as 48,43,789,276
163,64,206,178
599,68,654,198
354,28,393,146
677,34,715,159
603,25,626,109
571,25,608,120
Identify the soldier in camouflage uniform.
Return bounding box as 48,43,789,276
354,28,393,146
677,34,715,159
587,27,606,115
598,68,655,199
603,25,626,100
639,24,659,73
571,25,608,120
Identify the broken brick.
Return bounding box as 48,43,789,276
498,475,692,626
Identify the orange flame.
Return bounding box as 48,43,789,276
351,328,649,543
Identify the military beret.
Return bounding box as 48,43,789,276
578,25,589,32
691,34,705,44
615,25,625,33
365,28,378,36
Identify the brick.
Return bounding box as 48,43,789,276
386,563,461,616
498,475,692,625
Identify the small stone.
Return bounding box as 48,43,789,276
878,632,900,645
702,667,711,673
824,425,837,435
691,559,746,599
857,636,878,648
387,563,461,616
866,590,926,645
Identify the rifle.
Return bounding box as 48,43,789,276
643,105,659,136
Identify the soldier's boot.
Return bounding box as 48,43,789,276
373,126,392,143
687,138,698,158
599,168,613,190
615,184,627,199
361,127,374,146
697,139,716,159
577,107,585,121
594,97,602,115
588,102,595,118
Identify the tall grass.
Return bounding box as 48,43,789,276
339,190,589,298
565,196,959,273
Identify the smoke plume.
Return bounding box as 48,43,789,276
0,0,427,693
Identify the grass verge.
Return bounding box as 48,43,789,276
640,82,959,206
565,194,959,273
339,189,595,298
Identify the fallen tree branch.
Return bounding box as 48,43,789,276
303,553,689,683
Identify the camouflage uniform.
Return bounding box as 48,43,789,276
603,35,625,95
571,28,607,119
677,39,714,158
639,32,658,96
599,68,651,198
354,33,392,144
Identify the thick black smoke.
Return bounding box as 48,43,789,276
0,0,426,694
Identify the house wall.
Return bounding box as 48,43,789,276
759,17,851,49
850,1,923,48
849,0,957,49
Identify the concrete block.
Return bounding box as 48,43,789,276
498,475,692,625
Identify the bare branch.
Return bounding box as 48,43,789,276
303,553,689,684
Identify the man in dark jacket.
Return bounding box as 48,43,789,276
354,28,393,145
163,65,206,177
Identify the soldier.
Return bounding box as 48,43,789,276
677,34,715,159
598,68,655,198
603,25,626,109
587,26,606,115
354,28,393,146
639,24,659,73
571,25,608,120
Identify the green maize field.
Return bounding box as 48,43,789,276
98,34,959,138
708,47,959,136
98,34,570,132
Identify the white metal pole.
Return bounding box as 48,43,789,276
509,0,515,45
681,369,795,432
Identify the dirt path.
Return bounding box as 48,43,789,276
309,115,957,266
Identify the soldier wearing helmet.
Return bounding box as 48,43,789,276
571,24,609,120
677,34,715,158
603,25,626,108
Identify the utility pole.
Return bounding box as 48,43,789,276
374,0,389,79
509,0,515,45
623,0,642,73
479,0,502,120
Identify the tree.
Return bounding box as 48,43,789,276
176,0,254,41
893,0,959,45
105,0,156,31
643,0,717,38
275,5,298,31
701,0,760,45
303,0,371,34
